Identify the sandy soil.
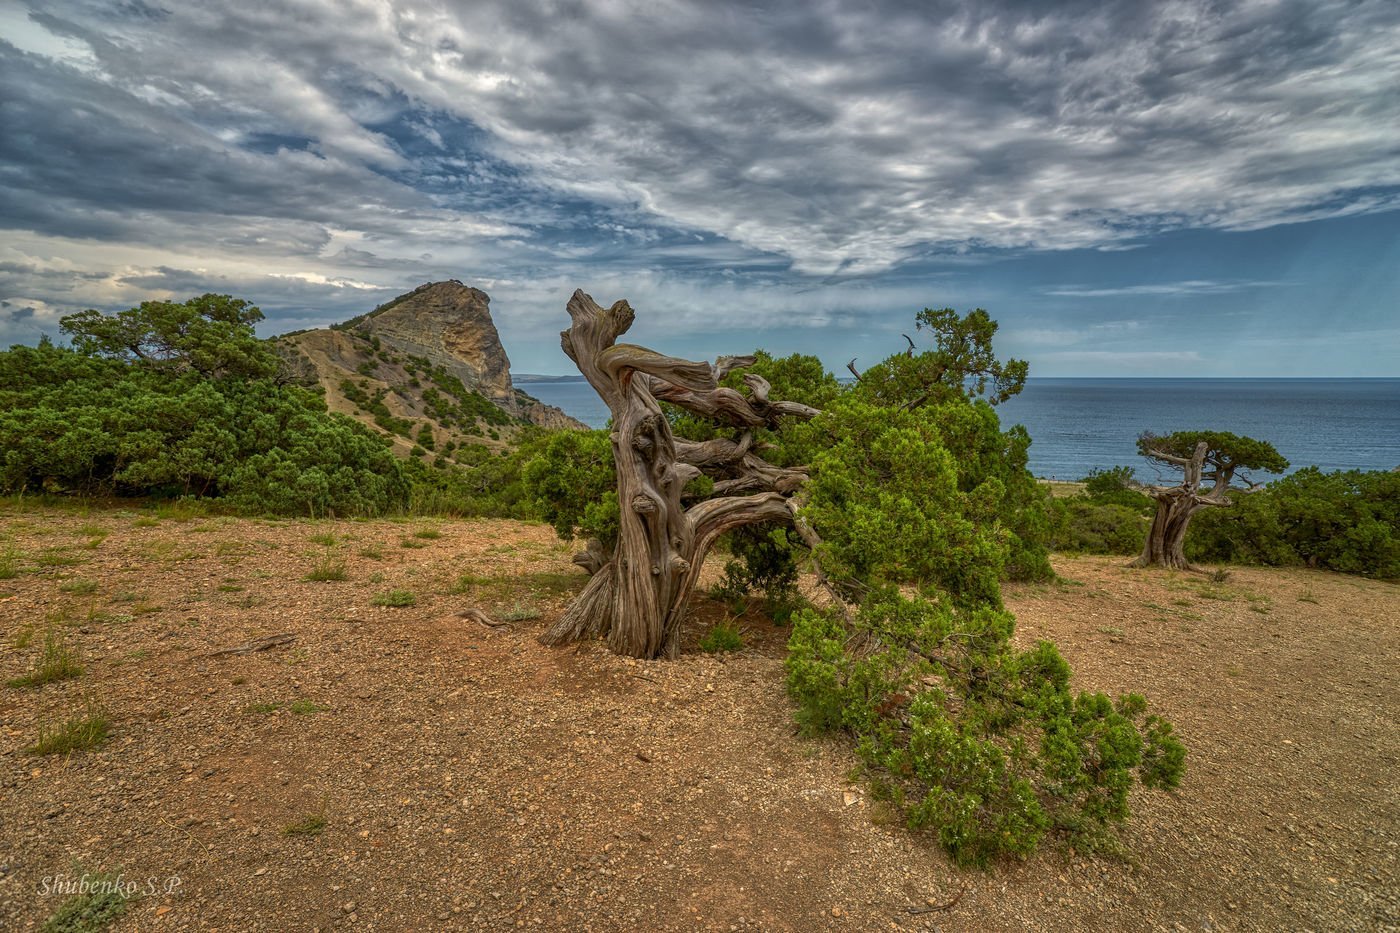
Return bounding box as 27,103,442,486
0,503,1396,931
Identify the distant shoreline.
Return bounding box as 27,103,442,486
512,373,590,384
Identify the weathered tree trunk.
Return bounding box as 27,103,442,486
541,291,815,659
1133,489,1203,570
1131,440,1225,571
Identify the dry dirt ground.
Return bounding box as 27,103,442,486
0,502,1396,932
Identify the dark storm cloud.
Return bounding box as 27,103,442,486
0,0,1397,365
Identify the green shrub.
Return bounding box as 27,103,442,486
784,367,1184,866
1188,467,1399,579
0,298,410,517
521,429,619,549
1048,500,1150,555
786,595,1184,866
712,526,802,618
1079,466,1155,511
402,441,541,518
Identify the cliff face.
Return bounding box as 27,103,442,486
355,282,514,404
276,281,584,456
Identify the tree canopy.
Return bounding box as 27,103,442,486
1137,430,1289,485
60,294,278,380
846,307,1029,409
0,296,408,515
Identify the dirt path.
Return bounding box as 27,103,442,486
1,504,1396,931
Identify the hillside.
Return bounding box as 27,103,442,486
1,503,1395,931
275,282,585,458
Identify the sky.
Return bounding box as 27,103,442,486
1,0,1398,377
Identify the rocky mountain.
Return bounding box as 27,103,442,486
275,281,584,459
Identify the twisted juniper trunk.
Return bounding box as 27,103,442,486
1135,488,1204,571
542,291,816,659
607,379,694,658
1133,440,1227,571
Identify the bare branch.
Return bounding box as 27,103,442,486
711,354,755,381
687,491,794,544
598,344,716,393
571,538,609,576
674,434,753,469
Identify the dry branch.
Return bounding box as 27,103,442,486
205,633,295,657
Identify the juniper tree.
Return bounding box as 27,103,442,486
1132,430,1288,570
538,291,1184,865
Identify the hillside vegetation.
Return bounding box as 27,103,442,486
0,293,562,518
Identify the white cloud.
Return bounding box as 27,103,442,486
1,0,1397,373
9,0,1400,276
1043,280,1288,298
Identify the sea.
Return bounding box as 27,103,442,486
520,377,1400,482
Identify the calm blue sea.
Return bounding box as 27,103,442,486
522,378,1400,482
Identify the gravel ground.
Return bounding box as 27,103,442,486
0,503,1396,931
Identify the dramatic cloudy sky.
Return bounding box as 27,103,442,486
2,0,1398,375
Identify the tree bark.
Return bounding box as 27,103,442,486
1133,488,1204,571
542,291,818,659
1131,440,1227,571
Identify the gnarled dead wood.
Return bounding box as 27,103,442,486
541,289,823,659
572,537,609,576
205,633,295,657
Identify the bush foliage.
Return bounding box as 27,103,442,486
787,595,1184,865
786,370,1184,865
1045,467,1153,556
1048,456,1398,581
1188,467,1400,579
0,311,408,516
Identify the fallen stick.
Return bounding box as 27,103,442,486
906,887,966,914
205,633,296,657
458,608,512,631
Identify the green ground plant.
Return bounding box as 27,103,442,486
8,630,84,687
372,589,416,607
29,705,110,755
699,622,744,653
0,545,18,579
39,868,135,933
304,558,348,582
